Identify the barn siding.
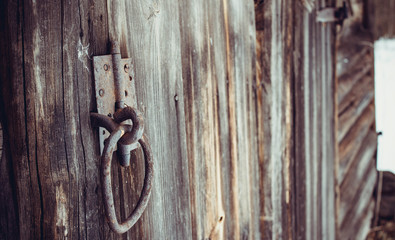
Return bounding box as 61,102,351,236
0,0,260,239
335,0,378,238
178,0,260,239
0,0,387,239
255,0,337,239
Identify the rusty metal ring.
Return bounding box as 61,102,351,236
90,106,144,145
114,106,144,145
101,126,154,234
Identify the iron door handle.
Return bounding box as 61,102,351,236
91,107,154,234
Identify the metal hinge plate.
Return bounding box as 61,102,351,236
93,54,137,153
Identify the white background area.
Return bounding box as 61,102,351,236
375,38,395,174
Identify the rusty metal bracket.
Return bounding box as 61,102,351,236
93,41,137,166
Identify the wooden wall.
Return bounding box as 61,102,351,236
255,0,337,239
335,0,378,238
0,0,260,239
0,0,383,239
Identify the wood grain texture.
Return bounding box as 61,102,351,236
178,0,259,239
335,3,378,238
0,0,259,239
338,74,374,141
0,0,379,239
295,2,341,237
339,142,377,224
293,1,337,240
1,0,193,238
256,30,274,240
256,0,294,239
255,1,337,239
338,102,375,176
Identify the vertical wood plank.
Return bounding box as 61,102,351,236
120,0,193,239
258,0,295,239
178,0,259,239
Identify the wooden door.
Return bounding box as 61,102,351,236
0,0,259,239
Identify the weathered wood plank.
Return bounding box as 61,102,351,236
1,0,379,239
178,0,259,239
338,75,374,141
337,51,373,103
120,1,194,239
338,102,375,173
1,0,262,238
355,199,375,240
257,0,295,239
340,129,377,192
0,0,42,238
256,28,274,240
318,2,337,239
340,167,377,232
293,4,307,239
0,0,194,238
336,46,371,77
293,1,337,239
335,4,378,238
256,1,337,239
338,74,373,116
339,135,377,225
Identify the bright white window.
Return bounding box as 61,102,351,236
375,38,395,174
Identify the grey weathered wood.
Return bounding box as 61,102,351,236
335,2,378,238
293,1,337,239
178,0,259,239
338,74,374,141
257,0,295,239
340,167,377,233
1,0,385,239
0,0,260,239
255,1,337,239
338,102,375,181
339,134,377,223
0,0,194,238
